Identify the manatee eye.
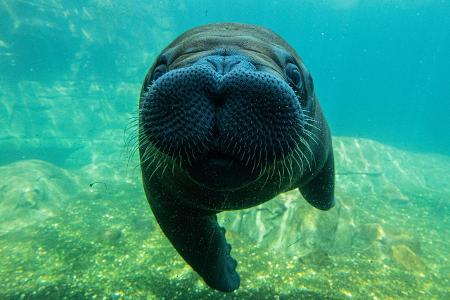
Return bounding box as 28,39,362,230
153,64,167,81
286,62,302,87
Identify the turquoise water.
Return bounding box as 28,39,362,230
0,1,449,299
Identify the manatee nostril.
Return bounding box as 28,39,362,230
204,56,246,75
206,57,223,74
224,60,240,73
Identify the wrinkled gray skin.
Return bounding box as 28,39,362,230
139,23,335,292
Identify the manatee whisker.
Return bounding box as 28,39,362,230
232,138,239,155
270,157,277,181
287,155,294,186
183,148,192,166
277,139,286,179
178,148,183,169
161,163,169,177
277,169,282,189
304,121,321,132
291,148,303,175
295,147,311,172
171,158,176,176
286,132,304,172
261,164,272,189
244,147,253,167
303,114,319,122
303,129,319,145
190,146,197,161
281,157,290,186
166,142,174,160
146,158,164,182
298,135,313,156
141,147,153,165
140,144,153,165
142,147,161,169
295,144,311,172
256,139,264,171
250,141,259,173
264,143,269,167
306,129,322,147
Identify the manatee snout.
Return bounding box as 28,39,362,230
141,53,305,188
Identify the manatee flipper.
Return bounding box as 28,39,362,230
150,203,240,292
299,150,335,210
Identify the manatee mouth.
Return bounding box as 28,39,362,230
187,150,258,190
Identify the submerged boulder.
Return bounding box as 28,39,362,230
0,160,79,234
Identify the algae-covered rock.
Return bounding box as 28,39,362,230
220,188,342,257
0,160,79,234
391,244,427,273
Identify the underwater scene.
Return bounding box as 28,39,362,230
1,1,449,299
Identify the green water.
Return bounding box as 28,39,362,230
0,1,449,299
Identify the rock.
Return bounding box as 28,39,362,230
102,227,124,244
391,244,427,273
0,160,79,234
358,223,386,245
299,249,333,267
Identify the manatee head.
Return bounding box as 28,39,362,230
139,23,316,191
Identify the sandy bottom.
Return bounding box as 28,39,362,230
0,137,448,299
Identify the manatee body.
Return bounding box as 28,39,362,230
138,23,335,292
